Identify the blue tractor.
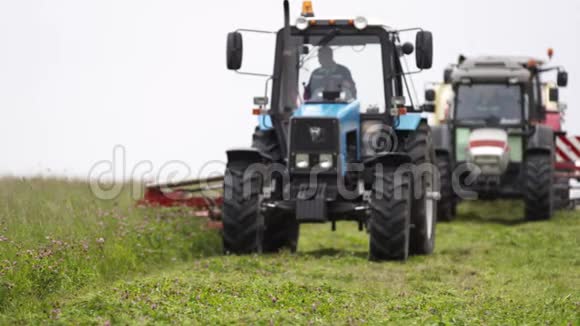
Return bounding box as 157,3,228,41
223,1,438,261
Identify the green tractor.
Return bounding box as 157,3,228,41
427,55,568,221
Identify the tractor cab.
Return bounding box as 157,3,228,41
227,11,434,166
448,57,567,128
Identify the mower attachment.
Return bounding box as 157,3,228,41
137,177,225,229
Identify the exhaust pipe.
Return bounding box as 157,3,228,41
284,0,290,28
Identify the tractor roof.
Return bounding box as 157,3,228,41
451,56,544,84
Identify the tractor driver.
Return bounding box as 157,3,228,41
305,46,357,101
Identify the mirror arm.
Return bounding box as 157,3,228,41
401,69,416,110
235,28,277,35
391,27,424,34
537,66,562,74
235,71,273,78
387,69,424,80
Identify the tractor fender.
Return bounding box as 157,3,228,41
527,125,554,155
226,148,272,165
258,115,273,131
432,124,452,155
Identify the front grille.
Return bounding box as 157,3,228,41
290,118,339,152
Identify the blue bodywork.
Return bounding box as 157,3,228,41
259,115,274,130
259,107,424,132
258,102,423,173
293,101,361,174
395,113,423,131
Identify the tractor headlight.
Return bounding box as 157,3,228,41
295,153,310,169
319,154,334,169
296,17,309,31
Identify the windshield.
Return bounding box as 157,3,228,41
277,31,390,113
455,84,523,124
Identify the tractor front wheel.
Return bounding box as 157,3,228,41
368,165,412,261
222,162,261,255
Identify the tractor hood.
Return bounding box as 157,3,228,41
293,101,360,130
257,101,360,132
466,128,510,175
290,101,361,174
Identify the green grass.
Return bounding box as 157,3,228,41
1,178,579,324
0,178,221,321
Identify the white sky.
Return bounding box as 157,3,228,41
0,0,578,181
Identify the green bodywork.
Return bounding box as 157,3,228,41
508,135,523,163
455,128,470,161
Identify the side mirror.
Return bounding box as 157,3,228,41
425,89,436,102
226,32,243,70
557,71,568,87
549,88,559,102
444,68,453,84
415,31,433,70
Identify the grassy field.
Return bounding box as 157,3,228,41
0,178,578,324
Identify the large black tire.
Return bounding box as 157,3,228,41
524,153,553,221
368,166,412,261
222,162,261,255
263,211,300,253
436,153,456,222
251,127,299,252
404,123,437,255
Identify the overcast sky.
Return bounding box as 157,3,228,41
0,0,578,181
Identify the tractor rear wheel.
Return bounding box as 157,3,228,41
222,162,261,254
436,153,456,222
404,122,437,255
369,165,412,261
524,153,553,221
